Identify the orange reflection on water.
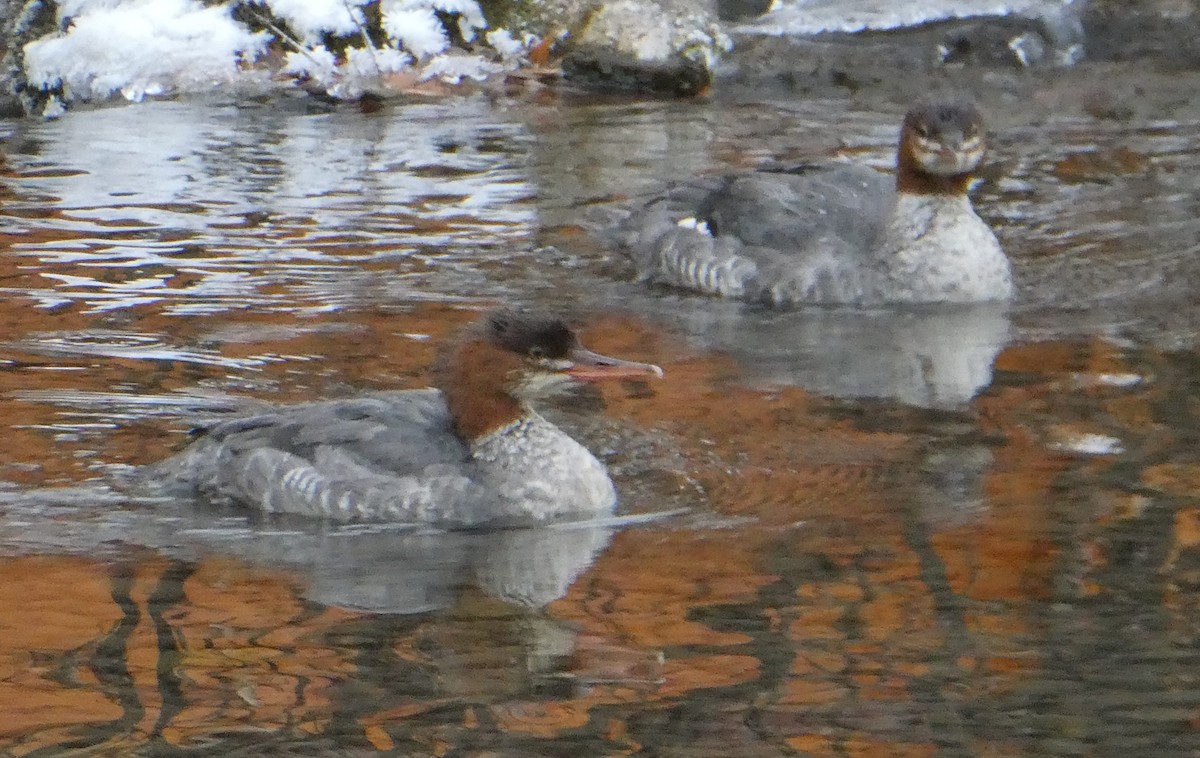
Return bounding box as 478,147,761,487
0,556,124,752
0,551,363,753
162,558,358,745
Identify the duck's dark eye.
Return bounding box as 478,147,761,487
529,346,547,359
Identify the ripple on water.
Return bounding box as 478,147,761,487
2,98,539,316
1,86,1200,757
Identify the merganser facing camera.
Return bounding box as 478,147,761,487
617,100,1013,306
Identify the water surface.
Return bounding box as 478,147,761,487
1,75,1199,755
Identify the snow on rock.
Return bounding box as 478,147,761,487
281,45,340,85
23,0,268,102
266,0,368,40
737,0,1079,35
382,7,451,58
20,0,515,106
419,52,504,83
392,0,487,41
486,29,533,61
273,0,502,94
344,46,414,79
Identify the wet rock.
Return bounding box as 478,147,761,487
561,47,715,96
721,1,1088,96
0,0,17,116
478,0,729,96
716,0,773,23
730,0,1085,55
725,14,1078,95
558,0,729,97
0,0,58,117
725,0,1200,84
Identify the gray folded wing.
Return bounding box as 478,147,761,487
618,165,894,305
150,389,483,523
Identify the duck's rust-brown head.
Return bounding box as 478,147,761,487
440,311,662,442
896,101,987,196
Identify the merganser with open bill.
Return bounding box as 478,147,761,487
617,100,1014,306
154,311,663,528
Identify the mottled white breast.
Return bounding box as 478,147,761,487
470,415,617,523
872,193,1014,303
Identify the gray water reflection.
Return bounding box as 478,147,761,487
628,297,1013,407
4,97,537,315
0,485,616,613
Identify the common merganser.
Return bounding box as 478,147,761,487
617,101,1014,306
157,311,663,528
